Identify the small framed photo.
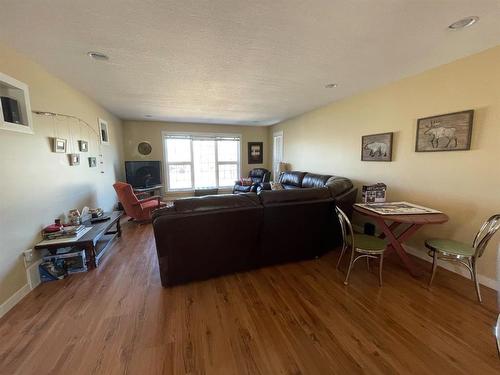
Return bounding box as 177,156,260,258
361,132,393,162
98,118,110,145
53,137,67,153
68,153,80,166
415,110,473,152
88,157,97,167
248,142,263,164
78,140,89,152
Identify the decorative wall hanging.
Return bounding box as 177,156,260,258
361,132,393,161
53,137,67,153
98,118,110,144
78,140,88,152
248,142,263,164
32,110,105,174
138,141,152,155
69,153,80,166
88,157,97,167
415,110,473,152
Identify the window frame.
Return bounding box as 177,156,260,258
162,131,241,192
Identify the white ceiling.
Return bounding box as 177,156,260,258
1,1,500,125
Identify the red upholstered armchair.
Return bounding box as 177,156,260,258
113,182,166,222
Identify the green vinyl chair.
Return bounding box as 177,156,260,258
335,207,387,286
425,214,500,303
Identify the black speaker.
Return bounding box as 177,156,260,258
1,97,21,124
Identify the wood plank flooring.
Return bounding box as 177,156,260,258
1,220,499,374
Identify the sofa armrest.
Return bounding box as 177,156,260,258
333,187,358,219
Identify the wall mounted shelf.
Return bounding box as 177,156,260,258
0,72,34,134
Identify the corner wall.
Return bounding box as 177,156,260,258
270,45,500,282
0,43,124,308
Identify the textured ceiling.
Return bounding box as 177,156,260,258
1,1,500,125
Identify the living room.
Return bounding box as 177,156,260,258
1,1,500,374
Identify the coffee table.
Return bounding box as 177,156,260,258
35,211,123,268
353,204,448,277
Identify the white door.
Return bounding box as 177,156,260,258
272,131,283,181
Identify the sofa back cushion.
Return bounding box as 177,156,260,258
169,193,260,214
249,168,270,183
258,187,331,205
279,171,307,189
325,176,354,197
302,173,332,188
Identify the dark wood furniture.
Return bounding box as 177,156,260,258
35,211,123,268
353,204,448,277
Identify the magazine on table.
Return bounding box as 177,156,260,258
354,201,442,215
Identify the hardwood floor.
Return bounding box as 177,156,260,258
1,220,499,374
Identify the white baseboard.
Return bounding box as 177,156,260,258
403,244,498,291
351,224,498,291
0,284,31,319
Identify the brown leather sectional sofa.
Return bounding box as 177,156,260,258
152,172,357,286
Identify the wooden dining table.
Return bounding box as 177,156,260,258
353,204,449,277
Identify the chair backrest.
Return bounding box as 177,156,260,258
335,207,354,251
113,182,142,218
472,214,500,258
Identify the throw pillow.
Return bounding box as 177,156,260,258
270,182,284,190
240,177,253,186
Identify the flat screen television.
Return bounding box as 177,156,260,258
125,161,162,188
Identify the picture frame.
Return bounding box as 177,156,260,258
415,110,473,152
88,157,97,167
53,137,67,153
248,142,263,164
98,118,110,145
78,140,88,152
68,153,80,166
361,132,393,162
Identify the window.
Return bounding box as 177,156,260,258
164,133,240,191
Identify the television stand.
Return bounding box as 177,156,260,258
133,184,163,197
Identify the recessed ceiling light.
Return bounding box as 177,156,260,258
325,83,338,88
87,51,109,61
448,16,479,30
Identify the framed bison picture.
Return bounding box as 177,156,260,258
415,110,473,152
361,132,393,162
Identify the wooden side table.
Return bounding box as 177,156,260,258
35,211,123,268
353,205,449,277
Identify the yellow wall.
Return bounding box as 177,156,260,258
123,120,270,195
270,45,500,282
0,43,124,306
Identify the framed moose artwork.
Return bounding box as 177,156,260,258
415,110,474,152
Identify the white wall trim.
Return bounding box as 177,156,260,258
352,224,498,291
0,284,30,319
403,244,498,291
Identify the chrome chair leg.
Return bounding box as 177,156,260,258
336,245,346,269
471,258,482,303
366,257,370,271
429,250,438,287
378,254,384,287
344,250,356,286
